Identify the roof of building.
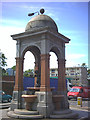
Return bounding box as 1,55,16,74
25,14,58,32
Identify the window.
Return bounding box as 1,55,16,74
70,73,74,75
77,68,79,70
51,69,55,72
80,89,83,93
51,74,55,76
69,85,73,87
70,88,80,92
56,74,58,76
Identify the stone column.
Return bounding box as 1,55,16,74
57,58,64,92
57,58,66,92
14,57,24,91
34,61,38,87
62,59,67,92
35,54,54,117
40,54,50,92
57,58,69,110
10,57,25,110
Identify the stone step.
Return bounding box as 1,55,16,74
14,109,39,115
50,111,78,119
53,109,72,115
0,103,11,109
7,111,43,119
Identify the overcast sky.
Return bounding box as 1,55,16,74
0,1,88,70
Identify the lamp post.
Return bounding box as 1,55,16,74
28,8,45,17
75,66,77,85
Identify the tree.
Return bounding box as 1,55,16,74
2,68,8,76
23,69,34,77
87,69,90,74
0,52,7,68
81,63,86,67
0,52,8,76
12,65,16,71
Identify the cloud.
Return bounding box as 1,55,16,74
50,52,58,68
24,51,35,70
0,26,24,69
66,54,85,60
66,53,87,67
0,25,88,69
1,19,26,27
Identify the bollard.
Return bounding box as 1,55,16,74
77,97,82,107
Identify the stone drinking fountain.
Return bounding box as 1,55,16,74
7,9,78,119
22,94,37,110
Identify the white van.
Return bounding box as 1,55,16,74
66,79,73,91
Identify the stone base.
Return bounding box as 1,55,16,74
50,109,78,119
10,90,70,118
10,91,26,110
34,91,54,118
7,109,43,119
56,91,69,110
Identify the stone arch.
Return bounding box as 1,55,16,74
22,45,41,62
49,46,65,92
22,45,41,87
49,46,62,59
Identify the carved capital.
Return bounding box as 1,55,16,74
40,54,50,61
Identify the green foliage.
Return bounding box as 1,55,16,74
81,63,86,67
87,69,90,74
12,65,16,71
23,69,34,77
0,52,7,76
0,52,7,68
2,68,8,76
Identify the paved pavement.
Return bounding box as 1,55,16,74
0,102,11,109
0,100,90,120
69,99,90,111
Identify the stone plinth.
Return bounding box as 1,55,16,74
52,95,64,111
34,91,54,118
10,91,26,110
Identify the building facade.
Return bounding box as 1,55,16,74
50,67,88,86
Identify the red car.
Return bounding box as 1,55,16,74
67,86,90,100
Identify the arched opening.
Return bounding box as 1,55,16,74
50,51,58,91
24,51,35,71
23,51,35,90
22,46,41,90
50,52,58,76
49,47,61,91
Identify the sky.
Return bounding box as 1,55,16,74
0,1,89,70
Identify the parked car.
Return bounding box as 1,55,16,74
67,86,90,100
0,91,12,102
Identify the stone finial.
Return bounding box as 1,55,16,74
40,8,45,14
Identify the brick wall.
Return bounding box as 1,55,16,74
2,76,15,96
2,76,15,82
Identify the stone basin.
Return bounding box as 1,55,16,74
52,95,64,111
22,95,37,110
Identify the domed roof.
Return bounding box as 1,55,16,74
25,14,58,32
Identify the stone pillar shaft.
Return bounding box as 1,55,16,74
14,57,24,91
62,60,66,92
34,62,38,87
40,54,50,91
58,58,66,92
